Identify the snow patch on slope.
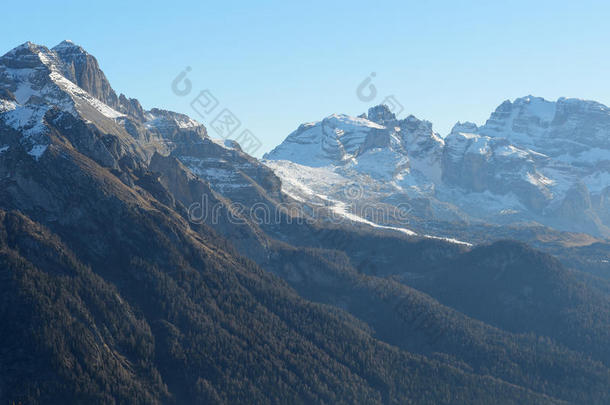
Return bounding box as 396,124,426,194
3,104,49,137
265,159,472,245
48,72,124,119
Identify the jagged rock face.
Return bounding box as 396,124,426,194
140,108,206,144
559,183,592,217
442,125,553,212
551,98,610,150
396,115,444,155
47,109,124,169
367,104,397,125
173,136,283,205
447,96,610,235
481,97,554,140
51,40,119,109
552,183,605,236
148,152,272,263
0,42,49,70
118,93,145,121
479,96,610,160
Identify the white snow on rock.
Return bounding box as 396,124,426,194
47,72,123,119
144,110,202,131
0,99,16,113
27,144,48,160
3,104,49,136
0,41,135,162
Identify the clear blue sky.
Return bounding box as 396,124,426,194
2,0,609,156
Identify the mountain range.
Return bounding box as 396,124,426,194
265,98,610,239
1,40,609,404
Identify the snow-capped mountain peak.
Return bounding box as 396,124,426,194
0,41,217,161
265,104,443,172
52,39,81,51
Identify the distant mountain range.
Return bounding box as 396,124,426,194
265,98,610,239
1,40,609,404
